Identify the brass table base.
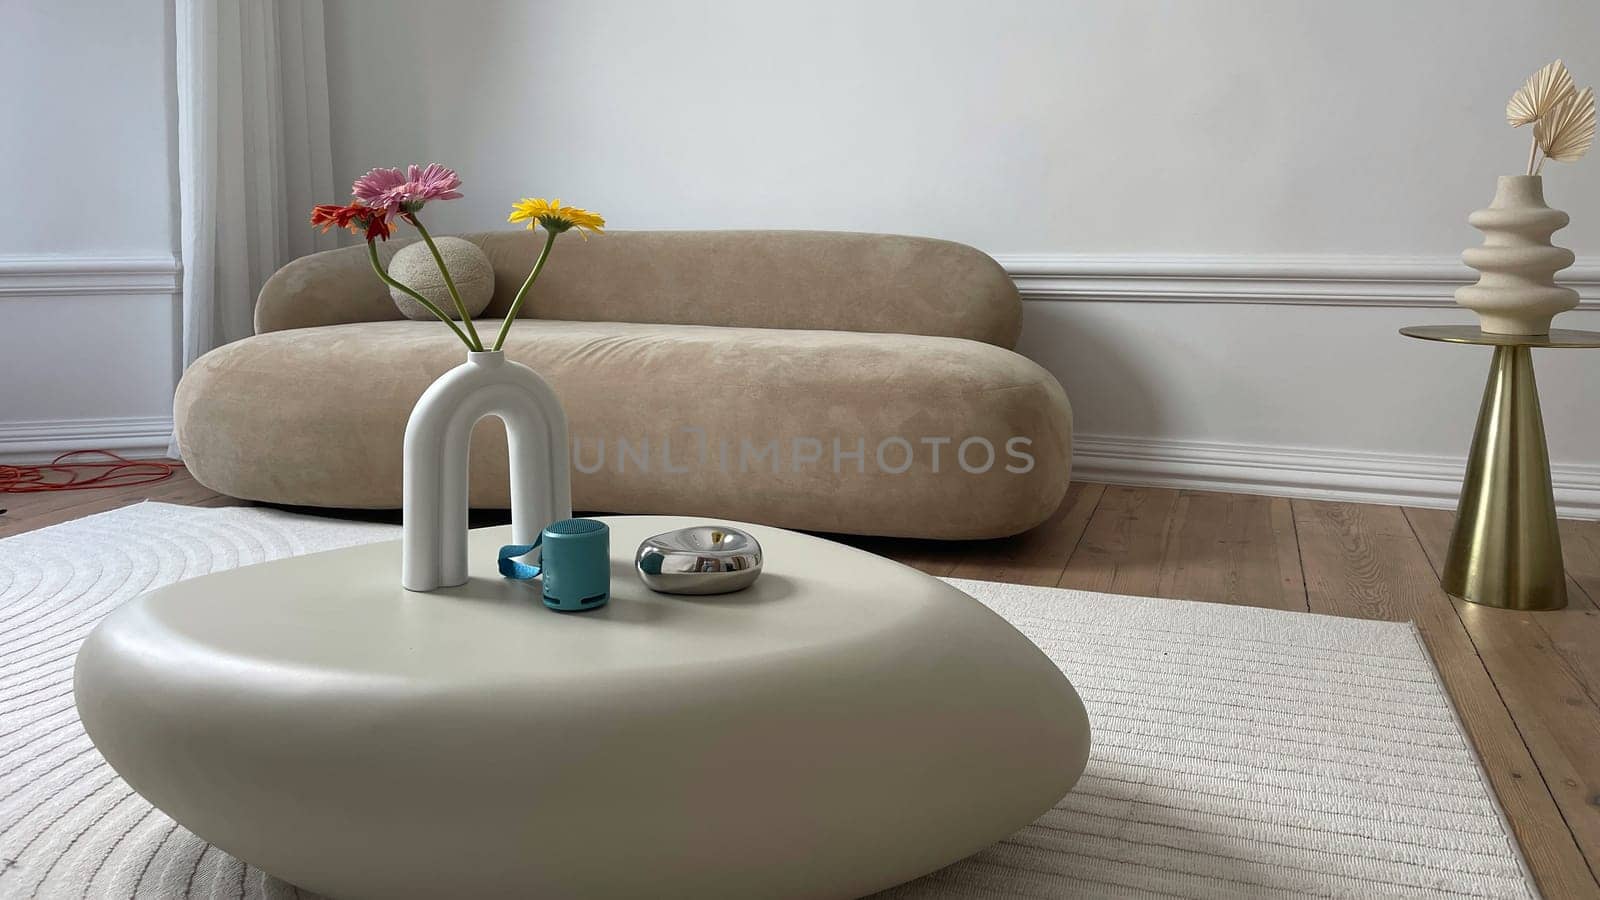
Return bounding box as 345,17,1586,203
1401,325,1600,611
1440,346,1564,610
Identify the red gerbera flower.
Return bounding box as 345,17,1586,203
310,203,358,231
309,202,393,242
360,208,394,241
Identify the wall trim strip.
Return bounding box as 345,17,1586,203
0,416,175,464
11,250,1595,307
995,253,1600,307
1072,432,1600,521
0,255,182,297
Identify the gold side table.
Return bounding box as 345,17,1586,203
1400,325,1600,611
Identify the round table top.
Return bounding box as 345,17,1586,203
1400,325,1600,348
98,515,979,685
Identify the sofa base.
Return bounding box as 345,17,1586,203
175,319,1073,540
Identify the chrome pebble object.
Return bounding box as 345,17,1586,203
634,526,763,595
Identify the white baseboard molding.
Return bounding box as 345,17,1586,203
4,419,1595,520
995,253,1600,307
0,417,174,464
1073,433,1600,521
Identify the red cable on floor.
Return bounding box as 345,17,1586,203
0,450,179,494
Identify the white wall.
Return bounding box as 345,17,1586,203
0,0,180,459
321,0,1600,256
323,0,1600,512
9,1,1596,509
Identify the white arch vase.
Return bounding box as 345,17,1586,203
402,351,572,591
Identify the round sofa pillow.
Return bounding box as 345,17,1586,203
387,237,494,321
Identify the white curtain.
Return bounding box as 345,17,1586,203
173,0,335,454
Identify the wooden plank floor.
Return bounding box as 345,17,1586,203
3,471,1599,898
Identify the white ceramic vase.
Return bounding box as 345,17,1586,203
402,350,572,591
1455,175,1579,335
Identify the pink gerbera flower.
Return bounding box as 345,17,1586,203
350,167,407,211
351,164,463,217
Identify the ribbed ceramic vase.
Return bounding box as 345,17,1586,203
1455,175,1579,335
402,351,572,591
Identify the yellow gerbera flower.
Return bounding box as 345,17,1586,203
507,198,605,238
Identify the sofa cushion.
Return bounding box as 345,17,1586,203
175,319,1071,540
254,231,1023,349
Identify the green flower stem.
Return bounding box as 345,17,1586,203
366,240,476,350
493,229,559,351
410,215,484,351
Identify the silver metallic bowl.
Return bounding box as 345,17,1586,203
635,526,763,595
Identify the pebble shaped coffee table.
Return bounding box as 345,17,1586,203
75,516,1090,900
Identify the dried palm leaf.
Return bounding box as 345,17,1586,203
1507,59,1575,127
1536,86,1597,163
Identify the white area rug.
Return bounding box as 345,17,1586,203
0,503,1536,899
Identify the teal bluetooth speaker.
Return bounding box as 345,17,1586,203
498,518,610,611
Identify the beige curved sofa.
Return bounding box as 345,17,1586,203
175,230,1072,539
